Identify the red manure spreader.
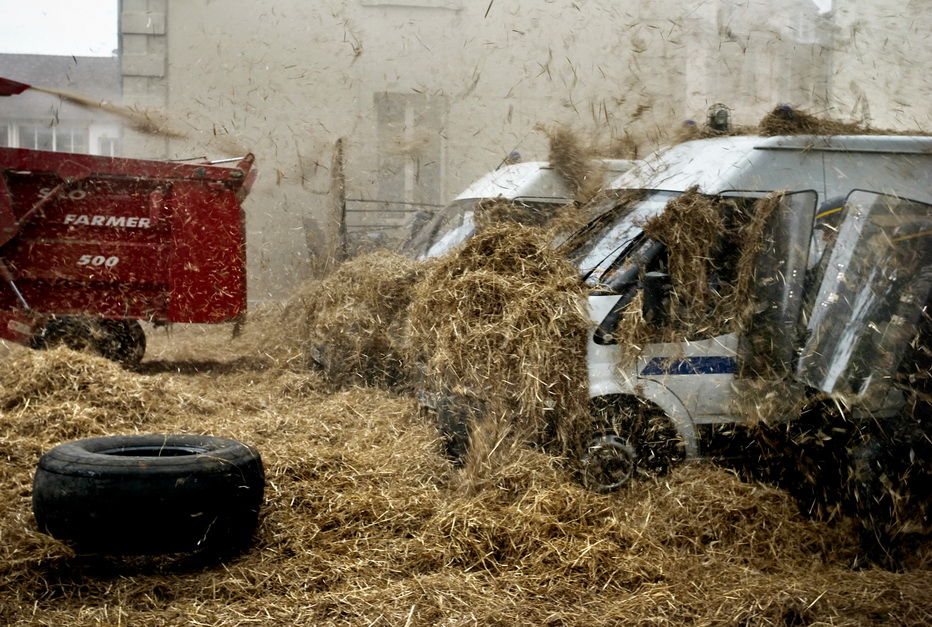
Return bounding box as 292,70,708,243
0,147,256,364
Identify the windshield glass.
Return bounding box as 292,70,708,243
401,198,568,260
564,190,678,282
400,198,476,260
798,191,932,396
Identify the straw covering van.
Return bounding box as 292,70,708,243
402,159,633,259
420,133,930,551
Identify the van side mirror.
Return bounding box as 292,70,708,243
593,272,670,346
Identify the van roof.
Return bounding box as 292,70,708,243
612,135,932,200
455,159,634,201
756,135,932,154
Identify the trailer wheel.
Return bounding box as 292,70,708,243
30,316,95,353
95,319,146,365
32,434,264,556
31,317,146,366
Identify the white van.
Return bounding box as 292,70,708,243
402,159,633,259
573,134,932,493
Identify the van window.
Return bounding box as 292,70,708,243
798,191,932,397
584,190,815,346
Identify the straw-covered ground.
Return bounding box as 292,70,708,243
1,245,930,626
1,336,930,626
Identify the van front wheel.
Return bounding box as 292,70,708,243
579,398,686,491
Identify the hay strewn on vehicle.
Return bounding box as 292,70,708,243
626,189,789,346
758,104,870,136
642,187,725,327
539,123,606,204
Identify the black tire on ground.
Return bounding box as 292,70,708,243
418,388,483,463
581,397,686,491
32,434,264,556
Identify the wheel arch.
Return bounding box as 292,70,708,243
589,386,699,457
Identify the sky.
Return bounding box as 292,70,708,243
0,0,118,57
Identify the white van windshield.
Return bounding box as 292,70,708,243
402,198,567,260
564,190,678,282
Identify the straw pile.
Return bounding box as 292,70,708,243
1,339,929,626
405,223,592,464
0,347,215,451
280,250,425,389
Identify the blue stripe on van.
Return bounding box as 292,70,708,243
640,356,737,376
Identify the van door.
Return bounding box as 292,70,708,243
797,191,932,399
639,190,816,422
740,190,817,377
589,191,816,425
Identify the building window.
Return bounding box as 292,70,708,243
15,124,90,153
794,12,818,44
98,136,121,157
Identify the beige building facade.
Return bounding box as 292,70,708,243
116,0,930,301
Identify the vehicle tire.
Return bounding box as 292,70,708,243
29,316,95,353
417,387,482,463
94,319,147,366
32,434,264,556
580,397,686,491
579,434,637,492
30,317,147,366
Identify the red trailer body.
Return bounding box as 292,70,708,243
0,147,255,353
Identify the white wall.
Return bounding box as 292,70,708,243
829,0,932,130
121,0,929,300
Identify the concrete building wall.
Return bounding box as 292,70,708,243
120,0,169,158
116,0,930,302
829,0,932,130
